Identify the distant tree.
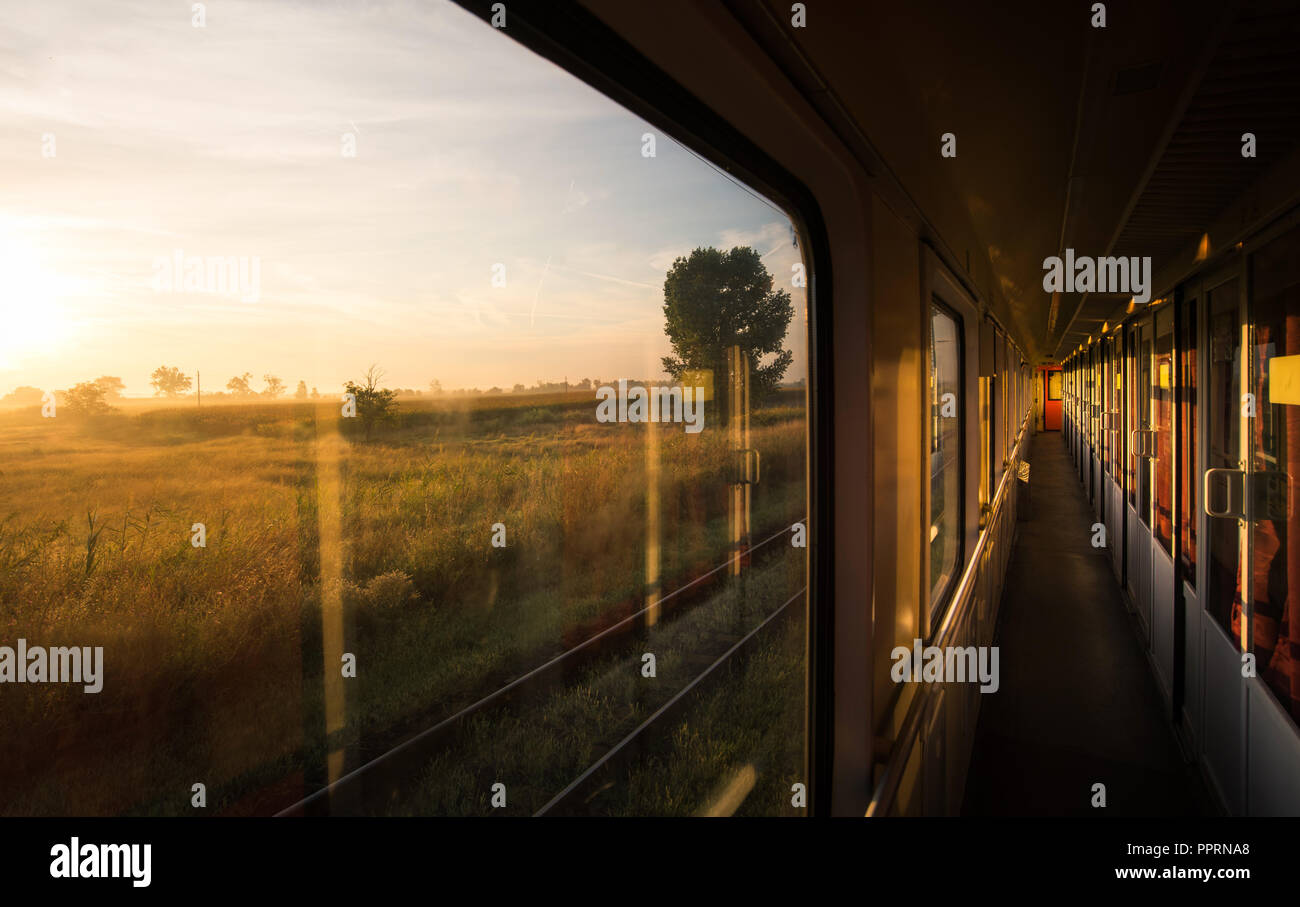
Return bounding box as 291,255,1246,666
661,246,794,423
310,386,320,399
487,386,503,395
343,365,398,441
93,376,126,399
150,365,192,398
62,381,116,416
1,386,45,406
428,379,443,396
263,374,286,398
226,372,254,397
295,380,309,400
512,383,526,394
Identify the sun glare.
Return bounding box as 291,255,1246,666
0,229,74,369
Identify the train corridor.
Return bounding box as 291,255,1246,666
961,431,1212,816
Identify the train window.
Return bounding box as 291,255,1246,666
1127,325,1139,508
979,373,991,521
994,330,1006,489
1206,278,1241,638
1016,362,1022,428
1138,322,1154,525
1100,343,1108,473
1004,341,1012,454
1110,336,1122,479
1103,337,1114,477
1090,346,1099,452
1249,224,1300,724
0,0,811,816
1153,307,1175,553
1180,299,1197,585
929,302,963,611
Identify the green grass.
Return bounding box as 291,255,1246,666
389,552,806,817
0,390,808,815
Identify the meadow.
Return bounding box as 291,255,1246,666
0,388,808,815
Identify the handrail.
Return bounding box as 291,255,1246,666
865,409,1033,816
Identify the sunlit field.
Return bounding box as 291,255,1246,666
0,388,806,815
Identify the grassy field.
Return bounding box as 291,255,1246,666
0,388,807,815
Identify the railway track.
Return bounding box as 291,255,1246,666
275,518,807,816
534,584,805,816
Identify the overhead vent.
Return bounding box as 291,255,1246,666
1113,61,1163,95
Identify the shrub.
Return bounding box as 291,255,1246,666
344,570,417,622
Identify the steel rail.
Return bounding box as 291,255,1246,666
534,585,806,816
276,518,805,816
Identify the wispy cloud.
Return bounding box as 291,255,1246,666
0,0,806,395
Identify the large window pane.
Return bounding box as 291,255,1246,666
1128,326,1140,508
1180,300,1197,584
1154,307,1174,552
0,0,810,816
1138,323,1153,525
1206,279,1241,638
1249,225,1300,726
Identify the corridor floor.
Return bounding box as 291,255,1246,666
961,431,1214,816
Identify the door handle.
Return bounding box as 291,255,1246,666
1203,469,1292,521
1130,429,1157,459
1204,468,1246,519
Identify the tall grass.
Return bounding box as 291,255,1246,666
0,391,806,815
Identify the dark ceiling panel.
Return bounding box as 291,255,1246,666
1053,0,1300,359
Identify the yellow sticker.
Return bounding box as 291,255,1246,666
1269,355,1300,405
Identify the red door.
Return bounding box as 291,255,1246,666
1042,367,1062,431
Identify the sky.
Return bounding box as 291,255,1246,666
0,0,808,397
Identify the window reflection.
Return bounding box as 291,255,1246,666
1245,225,1300,725
1180,301,1197,584
1206,279,1241,639
930,303,963,610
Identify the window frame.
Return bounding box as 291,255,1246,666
920,247,978,639
927,297,966,621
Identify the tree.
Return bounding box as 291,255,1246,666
1,386,44,406
226,372,254,397
263,374,286,398
295,380,309,400
344,365,398,441
660,246,794,424
310,386,320,399
93,376,126,399
62,381,116,416
428,379,443,396
150,365,192,398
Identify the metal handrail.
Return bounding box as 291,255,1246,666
865,409,1032,816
